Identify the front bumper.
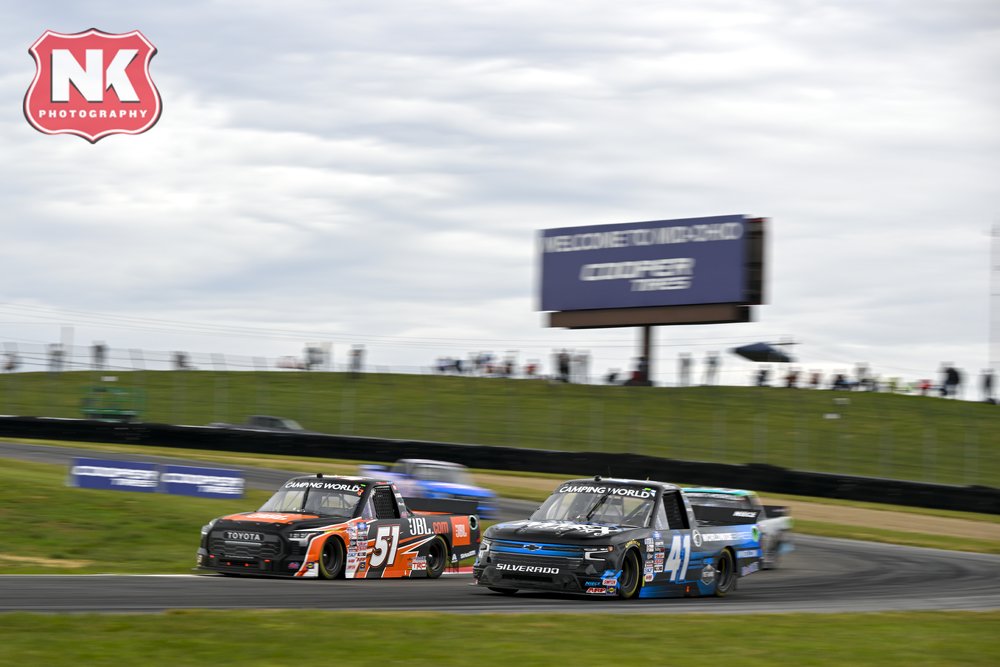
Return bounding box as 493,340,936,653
473,542,622,595
195,547,319,577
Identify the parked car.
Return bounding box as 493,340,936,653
208,415,308,432
360,458,498,519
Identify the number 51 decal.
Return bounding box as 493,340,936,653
665,534,691,581
370,525,401,568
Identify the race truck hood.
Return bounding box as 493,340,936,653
487,519,639,543
218,511,324,527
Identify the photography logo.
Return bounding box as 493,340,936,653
24,29,161,143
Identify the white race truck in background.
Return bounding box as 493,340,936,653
682,487,793,569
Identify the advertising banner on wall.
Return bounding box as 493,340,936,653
161,465,245,499
69,458,244,498
69,458,159,492
540,214,749,312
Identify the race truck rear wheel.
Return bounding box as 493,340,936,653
425,536,448,579
713,548,737,597
318,536,345,579
617,548,642,600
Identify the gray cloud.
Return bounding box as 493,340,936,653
1,0,998,382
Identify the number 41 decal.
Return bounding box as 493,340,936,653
370,525,400,568
665,534,691,581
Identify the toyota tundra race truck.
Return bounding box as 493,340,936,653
682,487,793,569
197,474,480,579
473,476,762,599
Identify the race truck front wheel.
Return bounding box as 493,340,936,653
425,536,448,579
318,537,345,579
713,548,737,597
617,548,643,600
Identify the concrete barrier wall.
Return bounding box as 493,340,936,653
3,416,997,514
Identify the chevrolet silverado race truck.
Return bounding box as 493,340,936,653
360,458,498,518
197,474,480,579
683,487,793,569
474,476,762,599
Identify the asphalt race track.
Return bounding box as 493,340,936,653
1,441,999,614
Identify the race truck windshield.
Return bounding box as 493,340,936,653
258,482,363,518
530,484,656,527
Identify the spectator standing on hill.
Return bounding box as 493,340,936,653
555,349,571,383
678,352,691,387
92,342,107,370
809,370,822,389
940,364,961,398
3,352,18,372
704,351,719,385
349,345,365,378
981,369,995,403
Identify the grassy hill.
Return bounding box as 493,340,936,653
1,370,997,487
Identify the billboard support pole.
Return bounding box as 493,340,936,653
641,325,653,385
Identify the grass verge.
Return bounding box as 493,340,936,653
0,611,996,666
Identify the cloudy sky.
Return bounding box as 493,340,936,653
1,0,998,386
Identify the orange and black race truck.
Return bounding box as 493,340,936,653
196,474,480,579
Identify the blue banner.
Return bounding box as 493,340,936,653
69,458,244,499
69,458,158,493
540,214,749,312
161,464,244,499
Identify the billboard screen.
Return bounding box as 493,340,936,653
540,214,750,312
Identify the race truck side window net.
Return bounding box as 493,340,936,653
663,491,690,530
373,486,400,519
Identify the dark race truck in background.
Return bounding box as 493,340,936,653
474,476,762,599
197,474,480,579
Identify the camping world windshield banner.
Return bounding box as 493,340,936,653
539,214,749,312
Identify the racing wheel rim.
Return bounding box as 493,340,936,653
319,537,345,579
618,549,641,599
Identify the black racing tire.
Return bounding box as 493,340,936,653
318,536,345,580
616,548,643,600
425,536,448,579
714,548,737,596
488,587,518,596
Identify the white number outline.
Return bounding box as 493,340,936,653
665,534,691,582
370,524,401,568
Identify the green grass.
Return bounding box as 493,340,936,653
1,370,997,487
795,519,1000,554
0,611,996,666
0,458,269,574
